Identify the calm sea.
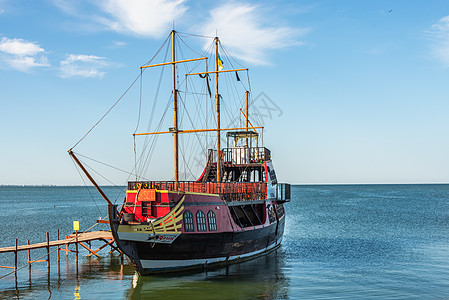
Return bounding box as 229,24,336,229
0,184,448,299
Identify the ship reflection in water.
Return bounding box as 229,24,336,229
127,248,289,300
0,249,288,299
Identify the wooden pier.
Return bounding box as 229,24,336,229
0,229,121,282
0,231,115,255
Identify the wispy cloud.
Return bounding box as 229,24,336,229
428,15,449,66
111,40,127,48
96,0,187,37
52,0,187,36
0,37,49,72
59,54,108,78
0,0,6,15
52,0,79,15
198,2,309,65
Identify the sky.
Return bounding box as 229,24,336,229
1,0,449,185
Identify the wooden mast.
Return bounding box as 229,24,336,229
245,90,249,147
139,31,206,189
171,30,179,190
135,34,259,183
215,37,221,182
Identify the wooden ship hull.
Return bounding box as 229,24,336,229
108,153,290,274
109,191,286,274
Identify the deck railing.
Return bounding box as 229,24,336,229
209,147,271,164
276,183,291,202
128,181,267,201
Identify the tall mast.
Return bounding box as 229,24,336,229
172,30,179,189
214,37,221,182
245,90,249,147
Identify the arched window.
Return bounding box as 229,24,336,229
208,210,217,231
196,210,207,232
184,210,195,232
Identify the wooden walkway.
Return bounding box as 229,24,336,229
0,231,114,254
0,230,121,279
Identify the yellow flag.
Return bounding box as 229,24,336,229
217,53,224,71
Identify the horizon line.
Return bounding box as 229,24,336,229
1,182,448,187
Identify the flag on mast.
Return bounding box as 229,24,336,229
217,53,224,71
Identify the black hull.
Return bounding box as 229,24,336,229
109,204,286,275
138,216,284,260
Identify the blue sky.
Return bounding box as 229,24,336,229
1,0,448,185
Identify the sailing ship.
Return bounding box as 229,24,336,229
69,30,291,275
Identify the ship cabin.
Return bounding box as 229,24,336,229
198,130,269,183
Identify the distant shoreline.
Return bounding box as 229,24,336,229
1,183,448,187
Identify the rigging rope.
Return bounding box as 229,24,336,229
177,31,215,39
74,152,147,181
70,72,142,151
134,41,171,179
71,157,103,215
134,69,144,181
71,32,171,151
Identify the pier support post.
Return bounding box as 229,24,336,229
57,229,60,260
46,232,50,272
75,230,78,265
57,229,60,276
27,239,31,281
14,238,18,273
14,238,18,285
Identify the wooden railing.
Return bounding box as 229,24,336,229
128,181,267,201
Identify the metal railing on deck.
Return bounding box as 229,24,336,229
128,181,267,201
209,147,271,164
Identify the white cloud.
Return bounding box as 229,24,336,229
112,41,127,47
0,37,49,72
0,37,44,56
198,3,309,65
428,15,449,66
59,54,108,78
96,0,188,37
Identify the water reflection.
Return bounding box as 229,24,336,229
0,254,134,299
126,248,289,300
0,250,288,299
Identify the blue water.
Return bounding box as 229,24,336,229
1,184,448,299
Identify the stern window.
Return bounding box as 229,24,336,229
184,210,195,232
208,210,217,231
196,210,207,232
